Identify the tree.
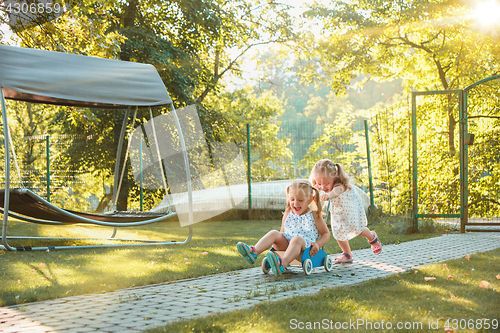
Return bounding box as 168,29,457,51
366,96,413,215
110,0,297,208
298,0,500,216
299,91,362,179
301,0,499,147
1,0,123,56
108,0,296,104
1,101,62,189
2,0,299,210
208,86,294,181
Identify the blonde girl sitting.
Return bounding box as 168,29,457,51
236,179,330,276
310,159,382,264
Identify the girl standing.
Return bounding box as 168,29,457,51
236,179,330,276
310,159,381,263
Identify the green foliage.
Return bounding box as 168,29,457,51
295,0,500,217
2,0,299,210
364,96,413,215
299,93,361,173
208,87,294,181
118,26,197,105
4,0,500,219
0,101,84,203
255,48,404,179
466,83,500,217
4,0,123,56
468,122,500,216
103,0,297,106
387,216,446,235
302,0,500,92
366,204,384,225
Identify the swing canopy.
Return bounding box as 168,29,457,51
0,45,191,251
0,44,172,108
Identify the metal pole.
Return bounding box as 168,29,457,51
46,134,50,203
247,124,252,211
1,87,15,250
459,90,467,233
364,120,374,207
140,139,143,211
411,92,418,231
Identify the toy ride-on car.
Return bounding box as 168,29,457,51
261,247,334,276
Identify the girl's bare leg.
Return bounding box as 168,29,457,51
358,227,380,244
281,236,305,267
254,230,289,255
337,239,353,257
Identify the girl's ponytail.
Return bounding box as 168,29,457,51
311,186,323,215
335,163,352,190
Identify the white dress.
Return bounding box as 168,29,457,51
282,210,320,249
330,188,367,241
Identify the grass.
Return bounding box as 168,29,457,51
147,248,500,333
0,216,446,307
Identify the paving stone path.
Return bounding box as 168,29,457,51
1,232,499,333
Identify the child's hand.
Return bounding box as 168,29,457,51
319,191,329,201
309,242,320,257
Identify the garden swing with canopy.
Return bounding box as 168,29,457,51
0,44,207,251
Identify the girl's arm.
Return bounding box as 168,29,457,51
309,211,331,256
281,208,290,233
327,184,346,199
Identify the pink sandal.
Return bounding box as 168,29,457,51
369,231,382,254
334,252,353,264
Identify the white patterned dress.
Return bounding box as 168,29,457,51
329,188,367,241
282,210,320,248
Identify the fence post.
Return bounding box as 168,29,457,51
46,134,50,203
459,90,467,233
140,139,143,211
364,120,374,207
411,93,418,231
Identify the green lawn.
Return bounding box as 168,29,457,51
1,216,444,307
147,248,500,333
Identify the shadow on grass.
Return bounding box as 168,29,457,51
0,219,283,306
